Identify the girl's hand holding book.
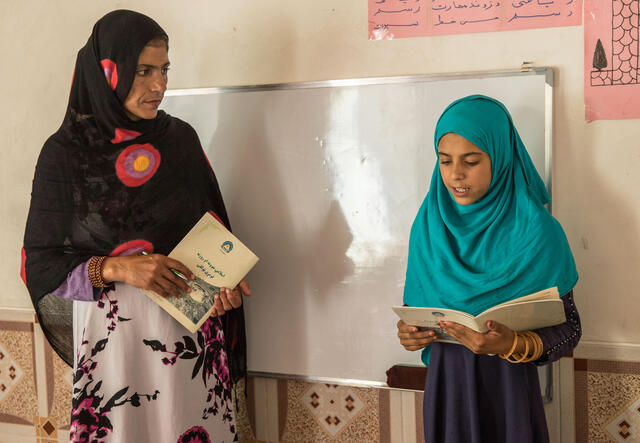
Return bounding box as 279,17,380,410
397,320,438,351
438,320,517,355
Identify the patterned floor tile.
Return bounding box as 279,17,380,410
603,396,640,442
0,341,25,402
575,359,640,443
35,415,57,438
0,322,37,425
300,384,365,437
282,381,379,442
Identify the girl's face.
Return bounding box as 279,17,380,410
123,39,170,121
438,132,492,205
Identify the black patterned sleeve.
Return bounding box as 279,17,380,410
533,291,581,366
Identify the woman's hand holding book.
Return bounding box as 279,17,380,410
102,253,194,298
210,279,251,317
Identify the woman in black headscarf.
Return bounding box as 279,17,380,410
23,10,247,442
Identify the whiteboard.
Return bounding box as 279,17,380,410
162,68,553,385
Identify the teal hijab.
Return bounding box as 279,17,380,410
403,95,578,365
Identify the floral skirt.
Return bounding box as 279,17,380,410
70,283,237,442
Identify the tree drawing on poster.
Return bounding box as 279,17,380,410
593,39,608,71
585,0,640,120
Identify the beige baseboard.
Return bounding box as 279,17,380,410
574,340,640,362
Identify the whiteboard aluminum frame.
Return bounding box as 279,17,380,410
166,68,555,400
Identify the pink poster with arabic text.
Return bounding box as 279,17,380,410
585,0,640,121
369,0,582,40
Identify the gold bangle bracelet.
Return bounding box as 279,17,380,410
530,332,543,361
526,331,542,361
506,335,530,363
512,332,543,363
518,332,534,362
499,331,519,360
500,331,544,364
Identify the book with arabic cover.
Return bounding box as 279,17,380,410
392,287,565,344
144,212,259,333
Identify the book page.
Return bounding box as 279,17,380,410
487,287,559,311
474,299,566,333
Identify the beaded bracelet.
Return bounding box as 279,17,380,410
88,256,109,288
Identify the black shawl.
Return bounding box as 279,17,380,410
22,10,246,384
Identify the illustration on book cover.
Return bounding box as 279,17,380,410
168,277,221,324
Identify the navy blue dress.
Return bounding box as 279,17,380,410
423,292,581,443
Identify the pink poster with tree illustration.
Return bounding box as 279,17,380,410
585,0,640,121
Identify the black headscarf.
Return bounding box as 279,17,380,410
22,10,246,384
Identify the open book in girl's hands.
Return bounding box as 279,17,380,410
392,287,565,344
143,212,259,333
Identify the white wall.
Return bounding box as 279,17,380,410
2,1,639,356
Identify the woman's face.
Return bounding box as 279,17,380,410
438,132,492,205
123,39,169,121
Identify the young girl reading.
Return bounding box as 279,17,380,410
397,95,581,443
